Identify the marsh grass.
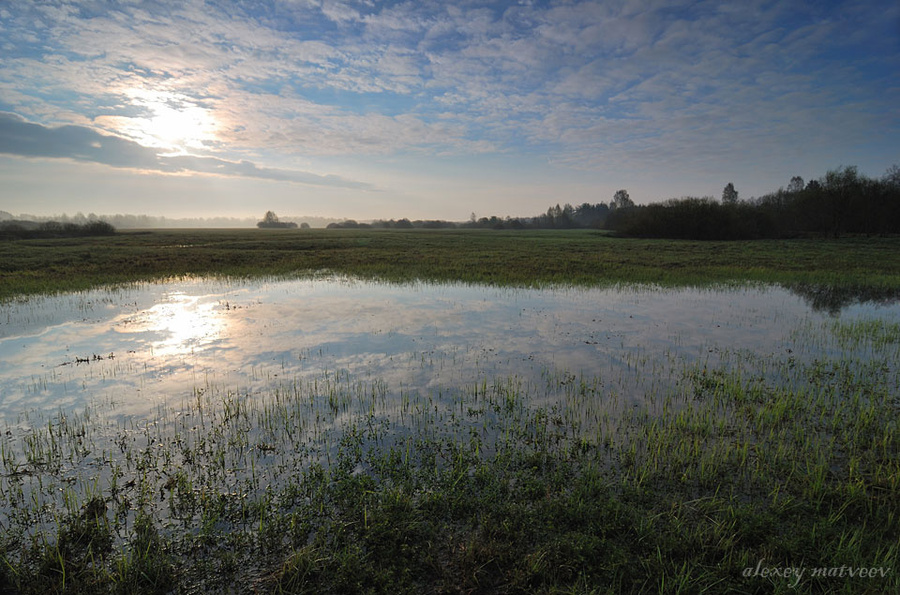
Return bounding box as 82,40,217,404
1,308,897,594
828,318,900,350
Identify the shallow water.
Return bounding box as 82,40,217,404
2,276,897,427
2,276,899,541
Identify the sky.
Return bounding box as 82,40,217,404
1,0,898,222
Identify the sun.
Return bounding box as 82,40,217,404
125,88,219,155
146,103,217,152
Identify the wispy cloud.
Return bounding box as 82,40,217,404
0,112,374,189
0,0,897,217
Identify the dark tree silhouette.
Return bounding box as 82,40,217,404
257,211,297,229
787,176,804,193
607,165,900,239
722,183,739,204
611,189,633,210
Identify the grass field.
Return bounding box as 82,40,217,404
1,323,897,594
1,229,898,593
2,228,900,300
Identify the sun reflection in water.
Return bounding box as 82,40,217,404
131,292,224,356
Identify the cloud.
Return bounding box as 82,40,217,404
0,112,374,189
0,0,897,202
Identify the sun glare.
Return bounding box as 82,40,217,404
147,104,217,152
122,293,224,357
125,88,219,155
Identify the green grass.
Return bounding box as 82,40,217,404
0,316,897,593
2,229,898,593
2,229,900,299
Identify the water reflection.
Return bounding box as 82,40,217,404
115,291,225,356
785,283,900,315
0,277,898,425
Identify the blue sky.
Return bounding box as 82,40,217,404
1,0,898,221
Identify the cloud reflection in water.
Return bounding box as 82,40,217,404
0,277,897,425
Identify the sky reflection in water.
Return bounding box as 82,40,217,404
1,277,898,425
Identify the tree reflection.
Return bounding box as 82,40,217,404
785,283,900,315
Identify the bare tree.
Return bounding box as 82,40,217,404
883,164,900,188
722,183,739,204
611,189,633,210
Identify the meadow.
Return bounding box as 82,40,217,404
0,229,898,594
2,228,900,299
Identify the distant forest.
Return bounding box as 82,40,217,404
4,165,897,240
326,165,900,239
608,166,900,239
0,211,340,230
0,219,116,239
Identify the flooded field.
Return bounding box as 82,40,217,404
3,277,893,420
1,276,898,593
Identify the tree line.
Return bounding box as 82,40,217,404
0,219,116,240
355,165,898,239
267,164,899,240
322,193,632,231
608,166,900,240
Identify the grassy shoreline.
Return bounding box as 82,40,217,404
2,229,900,300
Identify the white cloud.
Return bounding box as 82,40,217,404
0,0,897,214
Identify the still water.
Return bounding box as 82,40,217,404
2,276,897,426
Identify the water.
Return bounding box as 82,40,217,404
2,276,897,426
1,276,898,539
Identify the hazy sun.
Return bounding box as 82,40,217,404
125,88,219,154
